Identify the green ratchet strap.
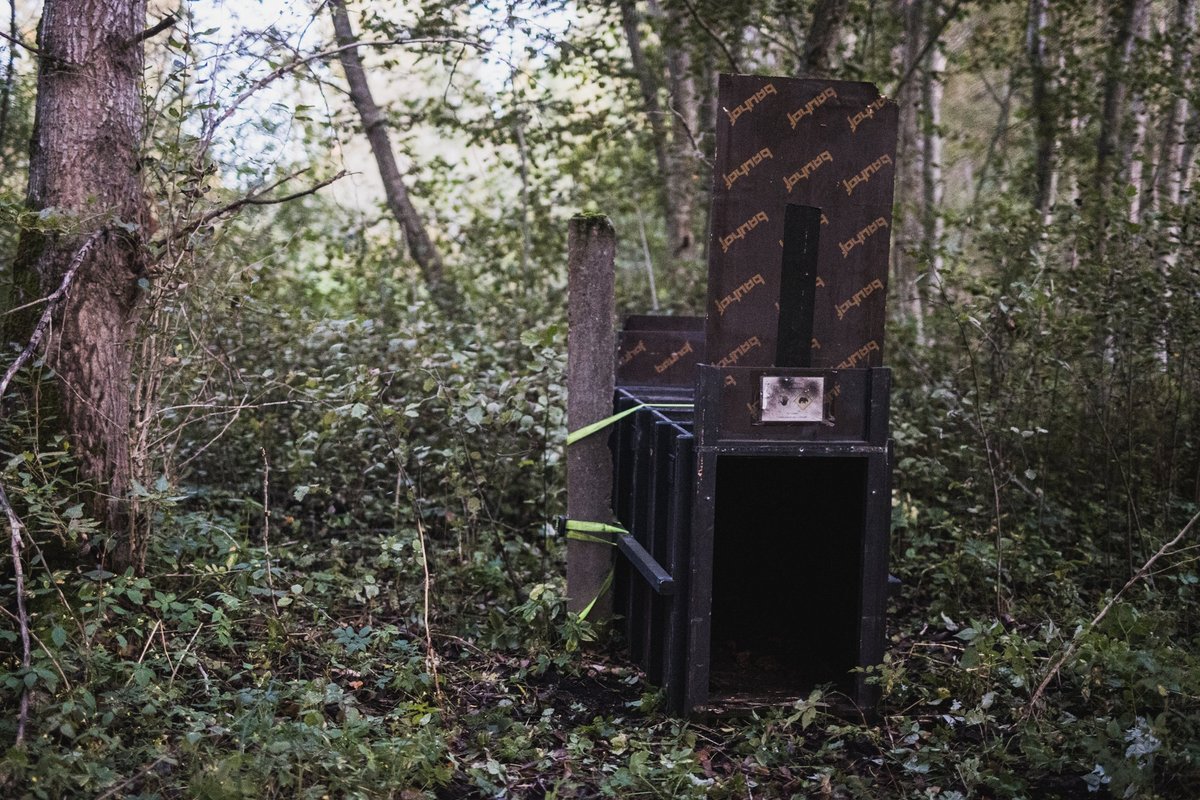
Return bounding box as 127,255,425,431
560,518,627,545
577,568,614,621
563,401,690,621
562,520,622,619
565,403,693,446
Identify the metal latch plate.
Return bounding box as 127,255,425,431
760,375,824,422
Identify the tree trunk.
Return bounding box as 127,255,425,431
920,13,944,293
9,0,151,569
1154,0,1196,210
328,0,455,311
1095,0,1148,213
655,0,701,276
1027,0,1055,222
803,0,850,76
1122,7,1152,223
0,0,17,172
1153,0,1197,364
891,0,926,337
619,0,674,261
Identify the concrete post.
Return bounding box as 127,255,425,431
566,214,616,619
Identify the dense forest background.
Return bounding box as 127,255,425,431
1,0,1199,797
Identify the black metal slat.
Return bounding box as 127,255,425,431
616,535,674,594
662,433,694,713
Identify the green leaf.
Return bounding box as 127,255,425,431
51,626,67,648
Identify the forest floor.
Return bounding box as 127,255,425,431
5,517,1195,800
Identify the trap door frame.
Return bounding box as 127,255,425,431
683,364,892,713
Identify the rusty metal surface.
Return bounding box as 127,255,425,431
759,375,824,422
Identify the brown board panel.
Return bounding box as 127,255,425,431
705,74,898,371
616,329,706,387
623,314,705,332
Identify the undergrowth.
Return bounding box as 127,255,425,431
2,308,1199,799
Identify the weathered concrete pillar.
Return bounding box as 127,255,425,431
566,214,616,619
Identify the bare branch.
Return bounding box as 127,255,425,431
127,13,179,49
678,0,741,72
0,228,109,746
196,36,487,161
1025,508,1200,716
0,227,105,402
159,169,346,246
0,25,38,56
1,481,31,746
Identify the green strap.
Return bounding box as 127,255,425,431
566,520,628,535
577,568,614,622
566,532,615,546
566,403,693,446
564,519,628,546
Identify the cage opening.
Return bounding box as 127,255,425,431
710,455,867,699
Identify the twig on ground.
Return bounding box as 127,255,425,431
169,623,204,686
1025,508,1200,716
1,482,32,745
397,466,443,703
1,228,104,747
0,605,71,691
260,448,280,617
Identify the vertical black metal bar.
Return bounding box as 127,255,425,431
856,445,892,712
627,409,655,663
865,367,892,447
663,432,693,714
644,420,677,684
685,365,721,713
611,393,640,645
776,204,822,368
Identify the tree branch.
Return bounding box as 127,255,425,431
1025,508,1200,716
1,481,31,746
127,13,178,49
196,37,487,161
0,227,105,401
0,26,38,56
678,0,741,73
159,169,346,246
0,228,103,747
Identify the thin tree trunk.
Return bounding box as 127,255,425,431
1123,7,1152,223
1154,0,1196,210
1095,0,1148,214
0,0,17,170
803,0,850,76
1153,0,1197,364
328,0,454,310
653,0,701,274
891,0,926,337
9,0,151,569
920,14,944,293
1027,0,1055,223
619,0,674,258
